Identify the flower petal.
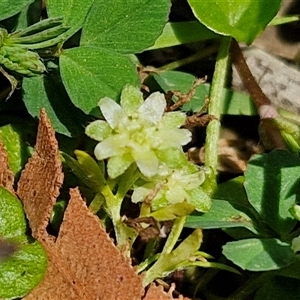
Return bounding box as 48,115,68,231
107,154,133,179
160,111,186,129
188,188,211,212
85,120,112,141
166,186,190,204
156,148,187,169
94,135,127,160
98,97,126,129
151,195,169,211
133,150,159,177
138,92,166,124
131,183,154,203
158,128,191,148
120,85,144,114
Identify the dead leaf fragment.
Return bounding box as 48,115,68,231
17,109,64,240
144,283,190,300
0,141,14,193
25,188,144,300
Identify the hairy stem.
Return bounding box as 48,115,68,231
230,39,287,149
204,36,231,192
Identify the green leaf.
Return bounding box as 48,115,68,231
50,200,67,232
212,176,247,203
143,228,202,286
152,71,256,115
74,150,106,188
80,0,170,53
0,0,34,21
148,21,219,50
254,276,300,300
47,0,94,39
22,70,87,137
185,199,258,234
0,187,48,298
60,47,139,115
61,151,105,193
244,150,300,236
223,238,296,271
291,235,300,253
0,187,27,238
0,122,33,175
272,259,300,280
187,0,281,44
3,0,42,32
0,237,47,299
149,202,195,221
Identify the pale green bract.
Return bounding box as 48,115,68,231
85,85,192,178
132,162,211,212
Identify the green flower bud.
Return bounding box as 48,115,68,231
0,45,45,76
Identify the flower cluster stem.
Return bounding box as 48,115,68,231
100,168,140,255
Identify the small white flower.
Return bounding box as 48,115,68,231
86,85,191,178
132,163,211,212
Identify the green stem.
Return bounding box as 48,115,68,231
102,167,141,255
159,43,219,72
204,37,231,192
162,215,186,254
140,217,185,284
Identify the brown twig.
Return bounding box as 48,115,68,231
230,39,287,149
230,40,268,107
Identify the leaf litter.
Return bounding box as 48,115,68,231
0,109,189,299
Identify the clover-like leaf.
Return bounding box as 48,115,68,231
187,0,281,44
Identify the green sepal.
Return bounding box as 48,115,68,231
9,23,70,44
148,202,195,221
9,17,64,38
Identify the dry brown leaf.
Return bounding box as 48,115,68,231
24,188,144,300
144,283,190,300
17,108,64,240
0,140,14,193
